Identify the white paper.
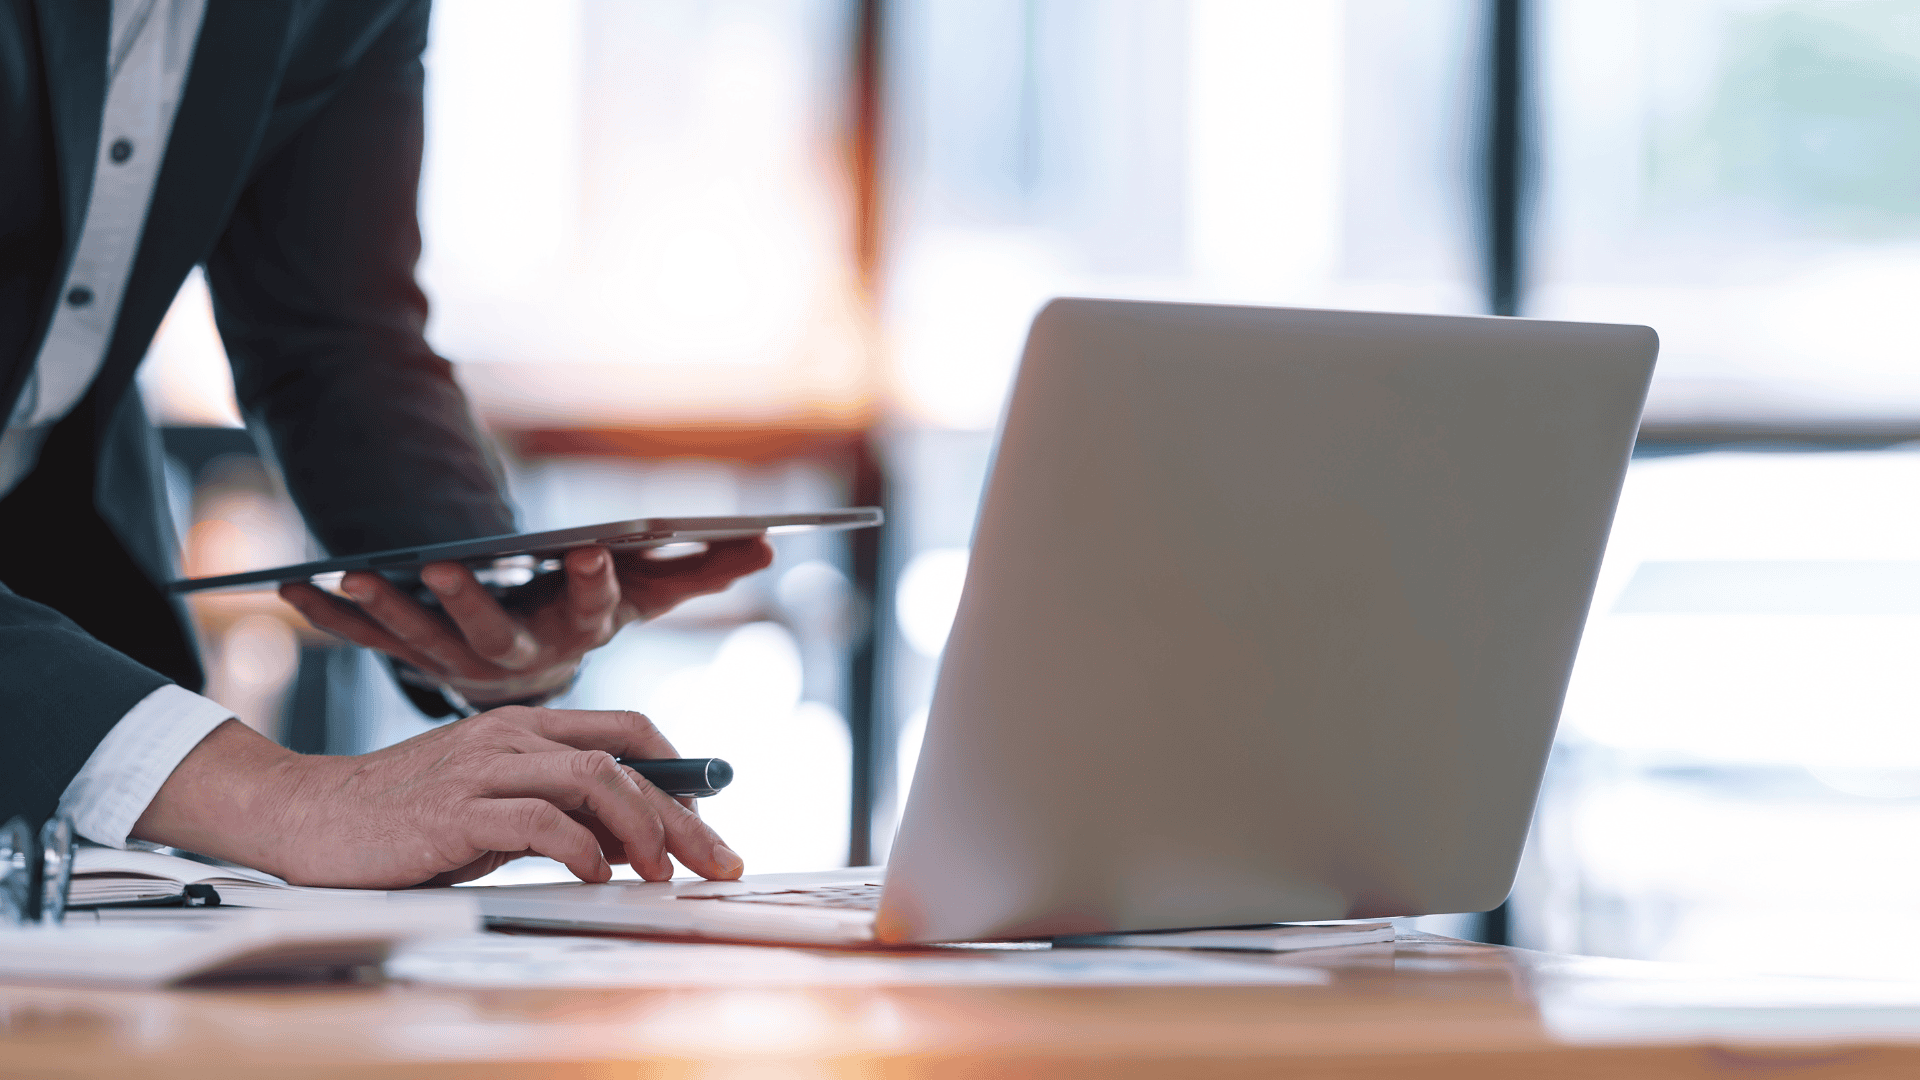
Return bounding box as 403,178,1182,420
0,899,478,986
387,934,1331,988
70,846,392,909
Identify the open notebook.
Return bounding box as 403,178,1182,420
73,846,390,909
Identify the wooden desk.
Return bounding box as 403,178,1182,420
5,934,1920,1079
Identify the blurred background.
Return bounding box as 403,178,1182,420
141,0,1920,976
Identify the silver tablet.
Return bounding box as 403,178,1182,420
169,508,883,593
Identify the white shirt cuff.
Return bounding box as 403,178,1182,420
57,684,235,848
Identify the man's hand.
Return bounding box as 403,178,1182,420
278,538,773,709
133,708,745,889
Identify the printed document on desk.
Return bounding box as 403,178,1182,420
0,901,477,987
387,934,1334,989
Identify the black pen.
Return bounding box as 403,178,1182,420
615,757,734,798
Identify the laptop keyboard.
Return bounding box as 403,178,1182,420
678,883,884,910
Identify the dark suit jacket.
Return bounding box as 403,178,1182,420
0,0,515,828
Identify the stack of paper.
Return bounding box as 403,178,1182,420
0,900,478,987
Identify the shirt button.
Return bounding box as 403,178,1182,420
109,138,133,164
66,286,94,307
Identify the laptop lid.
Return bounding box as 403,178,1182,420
876,299,1656,943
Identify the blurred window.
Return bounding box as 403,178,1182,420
1518,0,1920,975
886,0,1482,429
1536,0,1920,428
1525,450,1920,977
419,0,872,431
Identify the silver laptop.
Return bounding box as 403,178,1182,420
463,299,1658,945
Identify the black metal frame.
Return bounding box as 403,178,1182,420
1474,0,1528,946
844,437,888,867
843,0,889,868
1483,0,1528,321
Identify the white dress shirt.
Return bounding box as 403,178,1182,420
0,0,236,847
0,0,206,494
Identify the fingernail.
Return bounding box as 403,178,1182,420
343,578,373,601
423,567,458,594
713,844,744,877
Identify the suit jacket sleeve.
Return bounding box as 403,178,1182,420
0,581,169,828
203,0,516,559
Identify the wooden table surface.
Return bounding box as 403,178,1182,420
6,932,1920,1079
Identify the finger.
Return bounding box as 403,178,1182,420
421,562,541,668
648,537,774,585
643,782,743,880
493,711,721,864
518,730,700,814
616,538,774,619
492,706,682,762
484,750,740,880
716,535,776,569
279,582,445,673
572,810,630,867
465,798,610,883
480,749,671,879
604,771,739,880
340,571,493,675
564,546,622,636
586,755,737,879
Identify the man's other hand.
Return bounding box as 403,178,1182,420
132,709,746,889
278,538,773,709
